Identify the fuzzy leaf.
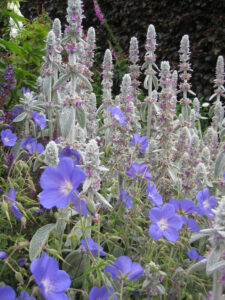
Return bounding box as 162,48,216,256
60,107,75,139
152,75,158,90
94,192,112,209
29,223,56,261
77,73,93,91
53,73,70,90
62,250,87,280
220,128,225,141
207,260,225,275
76,106,86,129
13,112,27,123
214,151,225,177
206,248,222,275
186,259,206,276
190,230,213,243
82,177,92,193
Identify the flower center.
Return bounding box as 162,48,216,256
60,180,73,195
26,143,31,149
4,137,9,142
203,200,209,208
41,278,54,293
114,114,120,121
158,218,168,230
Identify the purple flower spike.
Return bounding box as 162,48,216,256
195,188,216,218
1,129,17,147
89,285,117,300
32,111,46,128
105,256,144,281
186,248,204,262
39,157,86,210
0,285,16,300
5,188,23,220
126,162,151,181
59,146,81,165
149,204,183,242
130,133,148,154
120,188,133,208
108,106,126,126
81,237,106,257
30,252,71,300
146,182,163,207
17,290,36,300
0,251,7,260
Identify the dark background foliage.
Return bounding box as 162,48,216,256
20,0,225,100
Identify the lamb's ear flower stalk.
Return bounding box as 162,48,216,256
129,37,141,108
143,24,158,139
178,35,195,121
209,55,225,104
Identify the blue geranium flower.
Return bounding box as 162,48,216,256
146,182,163,207
195,188,216,218
21,136,44,155
17,290,36,300
1,129,17,147
108,106,126,126
149,203,183,242
126,162,151,181
0,285,16,300
120,188,133,208
59,146,81,165
81,237,106,257
39,157,87,213
0,251,7,260
89,285,117,300
105,256,144,281
5,188,23,220
186,248,204,262
32,111,46,128
130,133,148,154
30,252,71,300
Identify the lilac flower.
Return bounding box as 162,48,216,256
120,188,133,208
1,129,17,146
126,162,151,181
108,106,126,126
195,188,216,218
17,290,36,300
30,252,71,300
21,136,44,155
130,133,148,154
186,248,204,261
59,146,81,165
0,285,16,300
5,188,23,220
0,251,7,260
89,285,117,300
105,256,144,281
81,237,106,257
39,157,86,212
18,258,27,267
149,204,183,242
32,111,46,128
146,182,163,207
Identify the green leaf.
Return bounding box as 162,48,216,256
2,9,28,23
0,39,23,57
29,223,56,261
76,106,86,129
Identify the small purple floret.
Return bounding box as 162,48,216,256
32,111,46,128
186,248,204,261
89,285,117,300
130,133,148,154
120,188,133,208
126,162,151,181
146,182,163,207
